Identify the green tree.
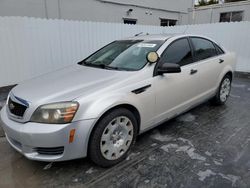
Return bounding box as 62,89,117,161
225,0,246,2
198,0,207,6
196,0,218,6
207,0,219,5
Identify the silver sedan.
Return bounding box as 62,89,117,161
0,34,236,167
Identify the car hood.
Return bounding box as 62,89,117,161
11,65,133,105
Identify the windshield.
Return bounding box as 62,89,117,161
82,40,164,71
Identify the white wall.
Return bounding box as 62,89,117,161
188,0,250,24
0,17,249,87
0,0,190,26
59,0,184,25
101,0,193,13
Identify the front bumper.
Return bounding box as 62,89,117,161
0,106,96,162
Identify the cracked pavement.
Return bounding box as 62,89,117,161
0,77,250,187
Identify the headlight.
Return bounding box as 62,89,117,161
30,102,79,124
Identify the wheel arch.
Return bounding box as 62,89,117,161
217,66,234,88
87,103,141,155
225,71,233,80
95,104,141,132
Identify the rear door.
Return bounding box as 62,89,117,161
190,37,225,100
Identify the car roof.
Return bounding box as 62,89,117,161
122,33,178,41
122,33,209,41
119,33,226,52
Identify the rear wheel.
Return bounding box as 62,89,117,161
89,108,138,167
212,74,232,105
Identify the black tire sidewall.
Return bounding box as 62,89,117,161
89,108,138,167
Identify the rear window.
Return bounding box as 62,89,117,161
191,37,217,61
214,43,225,55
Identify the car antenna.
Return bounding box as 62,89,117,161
134,32,143,36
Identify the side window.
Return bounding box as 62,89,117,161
191,38,217,61
214,43,224,55
160,38,193,66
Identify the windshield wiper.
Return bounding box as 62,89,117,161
81,61,122,70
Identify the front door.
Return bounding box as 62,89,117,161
153,38,200,123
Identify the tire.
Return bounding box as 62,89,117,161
88,108,138,167
211,74,232,105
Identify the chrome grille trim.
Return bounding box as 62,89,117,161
7,93,29,119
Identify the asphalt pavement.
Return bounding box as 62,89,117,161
0,77,250,188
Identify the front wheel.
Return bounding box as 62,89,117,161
88,108,138,167
211,74,232,105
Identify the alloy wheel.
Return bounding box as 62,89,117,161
220,78,231,102
100,116,134,160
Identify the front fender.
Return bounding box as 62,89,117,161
73,92,142,121
73,79,156,133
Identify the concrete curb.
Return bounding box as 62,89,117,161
234,71,250,79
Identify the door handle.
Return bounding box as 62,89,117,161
219,59,224,64
190,69,198,75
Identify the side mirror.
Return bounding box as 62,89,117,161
147,52,159,63
157,63,181,75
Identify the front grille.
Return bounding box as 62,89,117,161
36,147,64,155
8,98,27,117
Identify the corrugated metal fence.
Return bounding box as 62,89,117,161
0,17,250,87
